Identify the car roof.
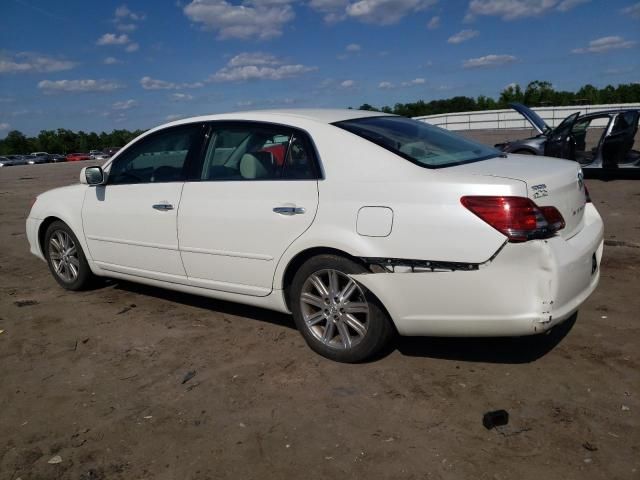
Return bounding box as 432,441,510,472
159,109,394,130
580,109,639,119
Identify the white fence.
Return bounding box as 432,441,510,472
414,103,640,131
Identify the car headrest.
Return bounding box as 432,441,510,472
239,152,274,179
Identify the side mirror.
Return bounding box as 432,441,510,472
80,166,105,186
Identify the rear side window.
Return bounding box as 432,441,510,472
335,116,500,168
108,124,202,185
200,124,317,181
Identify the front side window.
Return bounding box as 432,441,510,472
108,124,201,185
200,124,317,180
334,116,500,168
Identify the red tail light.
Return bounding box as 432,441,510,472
460,196,565,242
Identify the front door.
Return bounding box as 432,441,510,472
82,123,204,281
178,122,320,296
544,112,580,159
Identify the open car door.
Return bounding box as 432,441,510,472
601,111,640,168
544,112,580,160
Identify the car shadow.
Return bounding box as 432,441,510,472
109,280,296,331
102,280,576,364
393,314,577,364
584,169,640,181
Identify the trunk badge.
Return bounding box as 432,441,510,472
531,184,548,199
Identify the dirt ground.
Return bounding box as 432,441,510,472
1,150,639,479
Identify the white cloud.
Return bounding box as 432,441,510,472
140,76,204,90
38,79,124,94
104,57,120,65
448,29,479,44
308,0,349,22
229,52,280,67
0,52,76,74
165,113,187,121
115,5,145,21
125,42,140,52
463,54,517,68
171,93,194,101
97,33,130,45
401,77,425,86
340,79,355,88
556,0,589,11
346,43,361,52
209,52,316,82
466,0,589,21
0,122,10,131
427,15,440,29
112,99,138,110
621,2,640,19
346,0,437,25
572,36,636,54
309,0,436,25
379,78,425,89
183,0,295,40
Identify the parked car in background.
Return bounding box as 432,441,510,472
0,156,14,167
104,147,121,157
5,155,28,166
66,153,90,161
27,154,49,165
496,103,640,169
26,109,603,362
92,152,109,160
31,151,49,157
48,154,67,163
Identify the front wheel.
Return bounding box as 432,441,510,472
289,254,395,363
44,221,95,290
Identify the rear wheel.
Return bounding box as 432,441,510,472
289,254,395,363
44,221,95,290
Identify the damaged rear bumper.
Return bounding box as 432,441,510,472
351,204,604,337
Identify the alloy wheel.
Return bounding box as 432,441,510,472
299,269,369,350
48,230,80,283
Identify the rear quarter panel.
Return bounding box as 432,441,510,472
273,124,526,288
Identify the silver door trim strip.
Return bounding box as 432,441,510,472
86,235,178,251
180,246,273,261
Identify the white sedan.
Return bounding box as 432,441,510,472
26,109,604,362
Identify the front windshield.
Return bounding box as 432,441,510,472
335,116,501,168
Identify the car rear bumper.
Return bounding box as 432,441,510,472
352,203,604,337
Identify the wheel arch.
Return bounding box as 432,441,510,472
38,216,65,257
280,246,369,310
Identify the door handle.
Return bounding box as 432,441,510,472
153,203,174,211
273,206,305,216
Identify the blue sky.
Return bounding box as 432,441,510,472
1,0,639,136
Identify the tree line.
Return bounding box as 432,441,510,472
356,81,640,118
2,81,639,155
0,128,145,156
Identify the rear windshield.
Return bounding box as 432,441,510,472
334,116,501,168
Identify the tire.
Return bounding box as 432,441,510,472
289,254,395,363
44,220,95,291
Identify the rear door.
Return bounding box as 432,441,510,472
601,111,640,167
544,112,580,159
178,122,320,296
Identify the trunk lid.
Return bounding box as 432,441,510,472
509,102,550,135
453,154,587,239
